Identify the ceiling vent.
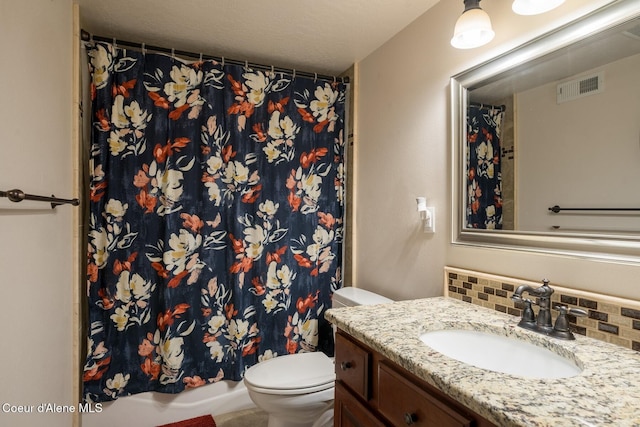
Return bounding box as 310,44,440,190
556,72,604,104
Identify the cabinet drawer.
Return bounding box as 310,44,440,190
378,362,472,427
335,332,370,400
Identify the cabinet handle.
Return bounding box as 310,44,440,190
404,412,418,425
340,361,353,370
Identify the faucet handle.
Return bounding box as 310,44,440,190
521,299,536,323
511,294,535,304
569,307,587,317
512,298,537,330
553,305,587,317
550,305,587,340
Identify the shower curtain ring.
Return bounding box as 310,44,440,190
199,52,203,62
292,69,296,79
141,43,146,56
171,48,175,59
112,37,117,49
221,56,225,66
314,73,317,82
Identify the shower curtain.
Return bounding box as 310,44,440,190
466,104,504,229
82,41,347,402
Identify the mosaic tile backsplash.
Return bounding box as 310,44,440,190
445,267,640,352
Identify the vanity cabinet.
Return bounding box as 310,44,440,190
334,331,496,427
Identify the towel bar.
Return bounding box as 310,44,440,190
0,189,79,209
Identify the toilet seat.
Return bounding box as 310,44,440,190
244,352,335,395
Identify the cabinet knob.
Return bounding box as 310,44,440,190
340,361,353,370
404,412,418,425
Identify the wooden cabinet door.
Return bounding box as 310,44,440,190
335,332,371,400
335,381,386,427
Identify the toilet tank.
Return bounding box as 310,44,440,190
332,287,392,308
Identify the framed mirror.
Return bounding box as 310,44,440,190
451,0,640,263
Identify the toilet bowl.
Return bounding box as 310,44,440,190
243,287,392,427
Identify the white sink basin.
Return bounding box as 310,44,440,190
419,329,582,379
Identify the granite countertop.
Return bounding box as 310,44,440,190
325,297,640,427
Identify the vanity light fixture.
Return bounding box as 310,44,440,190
452,0,565,49
512,0,565,16
451,0,495,49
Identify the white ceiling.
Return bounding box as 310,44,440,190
76,0,441,76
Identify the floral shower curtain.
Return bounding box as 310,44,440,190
466,104,504,229
82,41,347,402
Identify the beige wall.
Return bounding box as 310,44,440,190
0,0,75,426
354,0,640,302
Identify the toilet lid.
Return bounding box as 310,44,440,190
244,352,335,394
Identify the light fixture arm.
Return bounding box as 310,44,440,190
463,0,482,13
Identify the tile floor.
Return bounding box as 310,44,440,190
216,408,268,427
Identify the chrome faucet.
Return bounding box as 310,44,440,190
511,279,586,339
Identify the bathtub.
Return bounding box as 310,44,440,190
82,380,255,427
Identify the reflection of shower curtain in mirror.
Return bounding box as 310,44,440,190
466,105,504,229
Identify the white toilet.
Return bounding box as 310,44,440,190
243,287,392,427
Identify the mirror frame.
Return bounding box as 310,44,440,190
451,0,640,264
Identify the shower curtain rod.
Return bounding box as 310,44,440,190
80,30,349,84
470,102,506,112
